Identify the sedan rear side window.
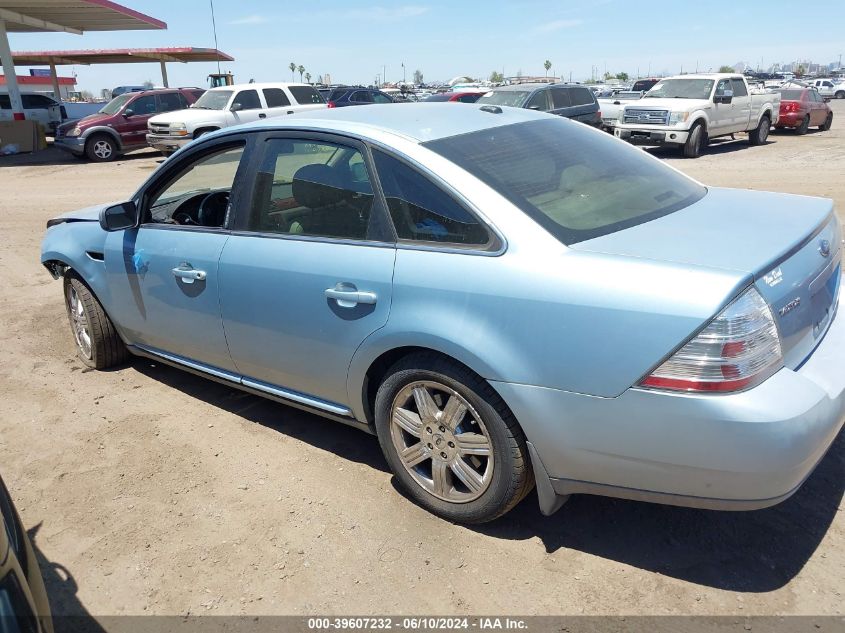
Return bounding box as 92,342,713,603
372,150,490,246
249,139,375,240
424,118,705,244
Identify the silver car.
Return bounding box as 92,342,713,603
41,104,844,523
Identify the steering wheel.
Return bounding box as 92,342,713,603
172,210,197,225
197,191,230,227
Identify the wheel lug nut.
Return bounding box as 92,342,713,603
427,443,433,449
426,427,432,433
448,441,455,448
440,452,448,459
439,426,446,432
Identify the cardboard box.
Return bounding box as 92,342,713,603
0,120,39,153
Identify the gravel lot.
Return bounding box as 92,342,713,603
0,103,843,620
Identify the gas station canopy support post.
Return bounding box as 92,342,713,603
160,59,168,88
0,19,24,119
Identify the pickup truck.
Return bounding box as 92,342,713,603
615,73,780,158
146,82,326,153
597,90,644,131
808,78,845,100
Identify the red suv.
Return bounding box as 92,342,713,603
54,87,204,161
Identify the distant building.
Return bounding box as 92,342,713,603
0,74,77,99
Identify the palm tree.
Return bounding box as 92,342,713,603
544,60,552,77
305,72,311,84
289,62,296,81
298,65,305,82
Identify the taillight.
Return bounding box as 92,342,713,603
327,101,336,108
640,287,782,393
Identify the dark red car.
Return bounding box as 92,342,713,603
54,87,204,161
775,88,833,134
424,91,486,103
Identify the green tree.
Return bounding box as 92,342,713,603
603,71,612,81
718,65,735,73
489,70,504,83
795,64,805,77
289,62,296,81
615,72,629,81
298,65,305,82
413,69,424,84
544,59,552,77
305,72,311,84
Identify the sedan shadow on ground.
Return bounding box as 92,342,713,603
0,145,160,168
130,358,843,595
28,523,107,633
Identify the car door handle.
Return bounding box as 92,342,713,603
325,287,377,307
258,113,267,119
287,110,294,115
172,265,207,283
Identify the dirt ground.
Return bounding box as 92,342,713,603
0,103,843,620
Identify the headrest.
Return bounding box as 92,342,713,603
292,164,345,209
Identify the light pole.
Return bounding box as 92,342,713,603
402,62,406,84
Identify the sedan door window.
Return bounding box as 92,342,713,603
146,144,245,227
248,139,377,240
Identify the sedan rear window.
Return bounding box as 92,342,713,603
777,90,805,100
424,118,706,244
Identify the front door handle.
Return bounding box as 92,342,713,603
172,264,207,284
286,110,294,114
325,286,377,308
258,113,267,119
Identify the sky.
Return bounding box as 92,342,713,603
7,0,845,94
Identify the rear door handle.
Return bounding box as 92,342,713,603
172,264,207,284
258,113,267,119
325,287,377,308
286,110,294,115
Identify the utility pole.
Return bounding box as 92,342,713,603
383,65,386,86
402,62,406,83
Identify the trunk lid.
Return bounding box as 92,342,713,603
573,187,842,369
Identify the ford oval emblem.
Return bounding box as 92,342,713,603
819,239,831,257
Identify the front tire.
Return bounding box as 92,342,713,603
835,91,845,100
85,133,118,162
748,115,770,145
682,122,706,158
374,353,533,523
796,115,810,135
64,274,128,369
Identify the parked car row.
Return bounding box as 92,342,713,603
0,92,65,133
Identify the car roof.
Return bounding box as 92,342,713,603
209,82,312,92
247,102,546,143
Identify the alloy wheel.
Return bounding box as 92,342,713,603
93,140,113,160
389,380,494,503
66,284,92,359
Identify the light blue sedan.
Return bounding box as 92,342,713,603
41,104,844,523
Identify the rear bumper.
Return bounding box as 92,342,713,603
53,136,85,155
775,112,807,127
616,126,689,145
146,133,192,152
494,293,845,513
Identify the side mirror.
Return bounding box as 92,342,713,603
99,201,137,232
824,97,832,103
123,108,134,117
230,102,243,112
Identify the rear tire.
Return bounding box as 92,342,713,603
748,115,770,145
796,115,810,135
820,113,833,131
835,91,845,100
682,122,706,158
85,133,118,162
63,274,128,369
374,352,534,524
